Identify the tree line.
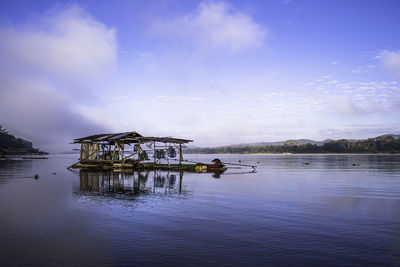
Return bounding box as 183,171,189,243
0,125,39,153
185,136,400,154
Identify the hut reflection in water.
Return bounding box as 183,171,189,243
77,169,185,198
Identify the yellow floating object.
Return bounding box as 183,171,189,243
195,165,207,173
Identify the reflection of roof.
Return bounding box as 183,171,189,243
73,131,193,144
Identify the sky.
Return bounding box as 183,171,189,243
0,0,400,152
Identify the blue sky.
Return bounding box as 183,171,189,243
0,0,399,151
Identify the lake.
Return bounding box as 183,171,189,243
0,154,399,266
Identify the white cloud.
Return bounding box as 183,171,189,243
0,5,116,83
154,1,266,52
319,124,400,139
0,5,117,151
380,50,400,76
351,68,361,74
281,0,292,4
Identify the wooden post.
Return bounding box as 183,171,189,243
153,141,156,164
137,141,141,165
166,142,170,166
111,143,118,164
95,143,99,160
80,143,85,161
121,142,125,167
118,142,122,161
179,144,183,165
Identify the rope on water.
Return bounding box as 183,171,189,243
221,161,257,170
170,158,257,170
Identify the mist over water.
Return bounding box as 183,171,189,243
0,154,399,266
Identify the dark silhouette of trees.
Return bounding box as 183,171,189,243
0,124,39,153
0,125,9,135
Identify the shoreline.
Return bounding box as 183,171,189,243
1,151,48,156
185,152,400,155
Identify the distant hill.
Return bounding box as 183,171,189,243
233,139,325,147
0,125,46,155
185,134,400,154
377,134,400,139
227,134,400,147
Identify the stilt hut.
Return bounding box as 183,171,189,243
71,131,196,171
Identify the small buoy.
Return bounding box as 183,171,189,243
34,174,39,179
195,165,207,173
257,161,260,164
238,160,242,163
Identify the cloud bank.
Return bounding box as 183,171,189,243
0,5,117,151
154,1,267,52
380,50,400,76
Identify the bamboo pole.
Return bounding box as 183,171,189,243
137,141,141,165
111,143,118,164
154,141,156,164
179,144,183,164
166,142,170,166
121,142,125,167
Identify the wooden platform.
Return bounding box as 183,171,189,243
69,161,227,173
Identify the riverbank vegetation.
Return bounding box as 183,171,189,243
0,125,46,155
185,135,400,154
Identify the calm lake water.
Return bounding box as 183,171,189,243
0,154,399,266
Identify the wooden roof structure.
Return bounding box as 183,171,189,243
73,131,193,144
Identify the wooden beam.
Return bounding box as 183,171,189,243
179,144,183,164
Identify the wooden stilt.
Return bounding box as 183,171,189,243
179,144,183,165
111,143,117,164
138,141,141,166
154,141,156,164
121,142,125,167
